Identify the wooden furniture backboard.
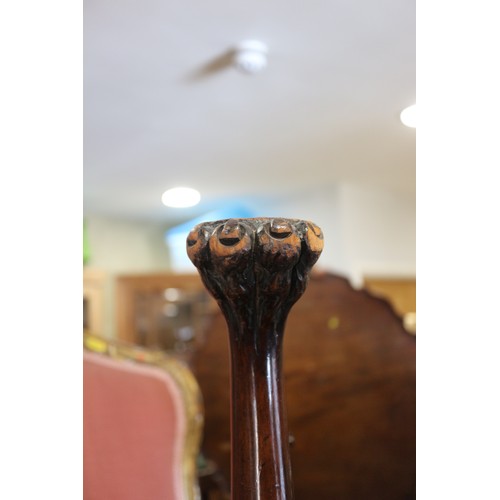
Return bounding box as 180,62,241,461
192,272,416,499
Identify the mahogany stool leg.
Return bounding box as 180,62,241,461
187,218,324,500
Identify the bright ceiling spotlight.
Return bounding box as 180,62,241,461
400,104,416,128
162,187,201,208
234,40,268,74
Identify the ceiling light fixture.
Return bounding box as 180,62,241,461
162,187,201,208
400,104,416,128
234,40,268,75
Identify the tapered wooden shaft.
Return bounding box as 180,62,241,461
187,218,323,500
229,321,290,498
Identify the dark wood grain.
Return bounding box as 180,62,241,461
187,218,324,500
192,272,416,500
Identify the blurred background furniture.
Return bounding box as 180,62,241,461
115,273,215,363
83,333,204,500
111,270,415,499
83,268,107,334
191,271,416,500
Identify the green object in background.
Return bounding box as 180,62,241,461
83,220,90,265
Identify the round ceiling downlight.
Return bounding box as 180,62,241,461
400,104,416,128
162,187,201,208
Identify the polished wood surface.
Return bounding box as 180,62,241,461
192,272,416,500
187,218,324,500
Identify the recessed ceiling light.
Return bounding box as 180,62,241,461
162,187,201,208
400,104,416,128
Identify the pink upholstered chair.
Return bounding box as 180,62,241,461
83,334,203,500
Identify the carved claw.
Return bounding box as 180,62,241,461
269,218,293,239
304,221,324,254
257,220,301,272
210,220,253,261
186,225,209,268
186,218,323,330
186,218,323,274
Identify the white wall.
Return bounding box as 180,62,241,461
255,185,349,276
256,182,416,286
336,183,416,286
86,216,171,273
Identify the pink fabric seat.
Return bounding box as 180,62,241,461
84,350,187,500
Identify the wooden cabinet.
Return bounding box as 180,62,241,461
83,268,107,335
114,273,216,356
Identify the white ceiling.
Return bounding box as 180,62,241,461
84,0,415,223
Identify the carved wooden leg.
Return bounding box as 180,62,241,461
187,218,323,500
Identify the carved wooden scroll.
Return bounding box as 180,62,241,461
186,218,323,500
